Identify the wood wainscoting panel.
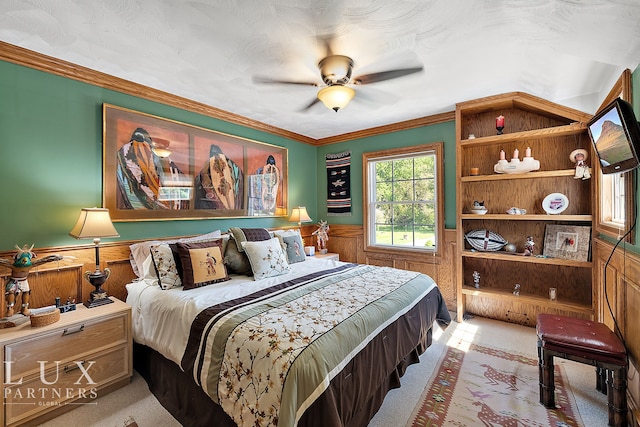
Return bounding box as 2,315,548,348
593,237,640,424
104,259,139,303
0,225,458,317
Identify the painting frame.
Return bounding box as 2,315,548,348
103,104,288,221
542,224,592,262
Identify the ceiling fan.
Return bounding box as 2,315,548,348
253,54,423,112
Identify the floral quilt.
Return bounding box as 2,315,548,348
180,263,440,427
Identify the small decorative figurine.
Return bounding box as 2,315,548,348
523,236,535,256
312,220,330,254
513,284,521,296
1,244,63,318
570,149,591,180
472,270,480,289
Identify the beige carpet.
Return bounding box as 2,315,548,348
38,314,609,427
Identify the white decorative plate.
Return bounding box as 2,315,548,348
542,193,569,215
464,229,507,251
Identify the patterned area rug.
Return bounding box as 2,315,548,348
406,343,583,427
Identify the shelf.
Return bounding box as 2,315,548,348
461,285,593,315
461,213,592,221
461,169,576,182
461,249,592,267
460,122,587,147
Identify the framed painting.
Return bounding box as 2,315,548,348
542,224,592,262
103,104,287,221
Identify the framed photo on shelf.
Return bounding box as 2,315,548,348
103,104,288,221
542,224,592,261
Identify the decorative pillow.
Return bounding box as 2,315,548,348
173,239,230,290
128,230,222,277
241,238,291,280
229,227,272,252
280,234,306,264
223,236,254,275
150,243,182,289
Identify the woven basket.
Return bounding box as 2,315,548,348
30,309,60,327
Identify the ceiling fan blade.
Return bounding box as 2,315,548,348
253,76,318,87
299,97,321,112
352,66,424,85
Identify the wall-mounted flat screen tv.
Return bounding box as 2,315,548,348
587,97,640,174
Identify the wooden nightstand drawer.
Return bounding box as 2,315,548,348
5,314,128,381
4,344,130,426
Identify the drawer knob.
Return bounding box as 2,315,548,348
62,324,85,336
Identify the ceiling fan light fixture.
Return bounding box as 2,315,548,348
317,85,355,112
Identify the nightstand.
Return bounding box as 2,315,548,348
0,297,132,426
313,252,340,261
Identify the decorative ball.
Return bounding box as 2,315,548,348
504,243,517,253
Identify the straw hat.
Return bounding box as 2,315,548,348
569,148,588,163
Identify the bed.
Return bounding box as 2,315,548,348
125,229,450,427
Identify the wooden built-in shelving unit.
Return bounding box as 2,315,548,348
455,92,596,326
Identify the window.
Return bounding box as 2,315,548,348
363,142,444,254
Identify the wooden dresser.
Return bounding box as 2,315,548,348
0,298,132,426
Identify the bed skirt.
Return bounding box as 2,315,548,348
133,286,447,427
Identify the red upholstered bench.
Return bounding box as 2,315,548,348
536,314,628,427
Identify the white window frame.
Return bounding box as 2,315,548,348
363,142,444,256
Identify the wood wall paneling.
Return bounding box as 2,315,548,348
593,238,640,425
0,225,458,317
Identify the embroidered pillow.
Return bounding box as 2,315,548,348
229,227,272,252
223,236,254,275
149,243,182,289
280,234,306,264
241,238,291,280
173,239,230,290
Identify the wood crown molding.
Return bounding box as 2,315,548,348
0,41,453,146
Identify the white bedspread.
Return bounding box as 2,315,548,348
126,256,343,365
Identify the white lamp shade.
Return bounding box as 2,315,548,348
317,85,355,112
69,208,120,239
289,206,312,224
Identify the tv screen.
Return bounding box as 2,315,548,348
587,97,640,174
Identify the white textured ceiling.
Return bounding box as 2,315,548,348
1,0,639,140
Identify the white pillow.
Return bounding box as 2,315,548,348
241,237,291,280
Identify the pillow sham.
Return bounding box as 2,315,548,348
129,230,222,277
224,236,253,275
173,239,230,290
241,237,291,280
229,227,272,252
150,243,182,290
279,234,306,264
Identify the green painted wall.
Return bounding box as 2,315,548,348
315,121,457,229
2,56,634,254
0,60,317,251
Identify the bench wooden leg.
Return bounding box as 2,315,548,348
596,366,607,394
608,366,627,427
538,342,555,408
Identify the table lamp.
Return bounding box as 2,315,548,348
288,206,312,228
69,208,120,308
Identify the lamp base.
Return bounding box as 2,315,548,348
84,296,114,308
84,269,114,309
